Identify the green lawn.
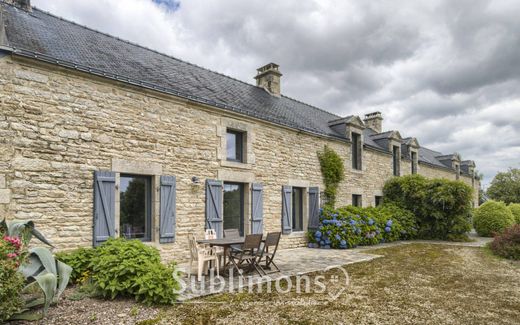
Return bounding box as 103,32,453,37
43,244,520,325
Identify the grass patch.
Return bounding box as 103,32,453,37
168,244,520,324
43,243,520,325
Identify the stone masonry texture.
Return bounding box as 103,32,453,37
0,56,480,262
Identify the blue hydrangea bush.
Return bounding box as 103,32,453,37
308,204,416,249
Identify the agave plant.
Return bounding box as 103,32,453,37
1,219,72,320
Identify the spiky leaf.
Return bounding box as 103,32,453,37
55,260,72,301
32,272,57,314
29,247,57,275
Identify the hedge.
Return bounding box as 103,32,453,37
383,175,473,241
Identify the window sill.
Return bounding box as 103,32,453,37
286,231,306,237
220,159,252,170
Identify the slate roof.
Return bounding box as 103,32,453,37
0,2,473,172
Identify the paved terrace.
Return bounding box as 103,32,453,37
177,234,492,301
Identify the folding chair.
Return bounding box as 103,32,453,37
228,234,263,277
224,228,241,251
224,228,240,238
258,232,281,274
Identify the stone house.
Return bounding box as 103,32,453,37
0,1,479,260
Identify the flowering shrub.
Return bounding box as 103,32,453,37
1,219,72,320
1,235,26,269
0,226,30,321
0,260,25,322
309,205,410,249
489,224,520,260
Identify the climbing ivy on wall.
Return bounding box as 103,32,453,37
318,145,345,208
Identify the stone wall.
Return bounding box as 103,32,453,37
0,55,479,262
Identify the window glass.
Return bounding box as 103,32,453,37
375,196,383,207
411,151,417,174
292,187,303,231
226,130,243,162
223,183,244,236
120,175,151,240
393,146,400,176
352,194,362,207
352,133,361,170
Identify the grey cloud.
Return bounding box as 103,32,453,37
31,0,520,186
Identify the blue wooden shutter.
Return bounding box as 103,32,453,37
159,175,176,243
308,187,320,231
281,185,292,234
205,179,223,238
251,183,263,234
93,171,116,246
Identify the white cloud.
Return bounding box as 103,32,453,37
32,0,520,186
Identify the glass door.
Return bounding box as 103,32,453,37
223,182,245,236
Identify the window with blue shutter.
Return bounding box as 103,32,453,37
308,187,320,231
251,183,263,234
93,171,116,246
206,179,223,238
281,185,292,234
159,175,176,243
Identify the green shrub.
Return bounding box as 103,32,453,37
132,262,179,305
508,203,520,224
383,175,473,240
55,247,96,284
474,201,515,237
379,203,418,240
489,224,520,260
309,204,415,249
90,238,179,304
0,261,25,322
338,206,403,242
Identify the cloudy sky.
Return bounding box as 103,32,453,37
32,0,520,187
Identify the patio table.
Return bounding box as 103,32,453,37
197,237,263,271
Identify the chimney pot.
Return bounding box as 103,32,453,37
364,111,383,133
254,63,282,97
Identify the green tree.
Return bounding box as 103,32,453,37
487,168,520,204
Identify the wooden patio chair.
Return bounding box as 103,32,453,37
258,231,281,274
187,233,220,281
228,233,263,277
224,228,241,251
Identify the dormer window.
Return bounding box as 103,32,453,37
226,129,244,162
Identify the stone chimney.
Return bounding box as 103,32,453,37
4,0,31,11
254,63,282,97
364,111,383,133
